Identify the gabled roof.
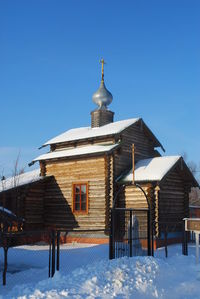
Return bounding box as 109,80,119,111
42,118,140,147
40,117,164,151
32,143,119,164
0,169,43,193
119,156,198,186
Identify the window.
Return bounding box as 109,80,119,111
73,183,88,213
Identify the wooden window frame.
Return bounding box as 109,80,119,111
72,182,88,214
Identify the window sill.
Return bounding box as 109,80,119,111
73,211,89,215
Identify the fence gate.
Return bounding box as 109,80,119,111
109,207,153,259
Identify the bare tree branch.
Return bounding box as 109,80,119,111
12,151,25,188
182,151,200,183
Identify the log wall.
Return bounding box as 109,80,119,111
24,181,46,229
123,183,154,210
113,123,159,178
43,156,110,230
159,168,186,224
0,181,46,230
51,137,116,151
158,166,189,236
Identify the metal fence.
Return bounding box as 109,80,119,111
0,223,189,287
55,229,109,275
154,221,188,257
0,230,52,286
109,207,153,259
0,229,109,286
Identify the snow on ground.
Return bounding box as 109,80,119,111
0,243,200,298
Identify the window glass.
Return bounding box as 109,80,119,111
81,194,86,203
73,183,88,213
75,194,80,203
75,186,80,193
81,185,86,194
81,202,86,210
75,202,80,211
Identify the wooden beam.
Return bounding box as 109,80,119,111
132,144,135,184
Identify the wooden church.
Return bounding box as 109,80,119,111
0,60,198,245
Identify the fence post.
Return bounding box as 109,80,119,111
49,241,51,278
109,209,114,259
3,247,8,286
185,231,188,256
129,210,133,257
51,230,56,277
113,209,116,259
147,209,151,256
182,221,185,255
164,229,168,258
56,231,60,271
182,221,188,256
151,221,154,257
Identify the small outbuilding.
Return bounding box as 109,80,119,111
117,156,198,247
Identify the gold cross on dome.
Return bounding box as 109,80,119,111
100,58,106,81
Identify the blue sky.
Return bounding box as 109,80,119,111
0,0,199,176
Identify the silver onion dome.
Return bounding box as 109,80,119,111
92,58,113,109
92,80,113,109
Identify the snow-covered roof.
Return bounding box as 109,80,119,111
33,144,119,162
0,205,25,223
0,205,16,217
0,169,43,193
43,118,140,146
189,205,200,209
120,156,181,183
